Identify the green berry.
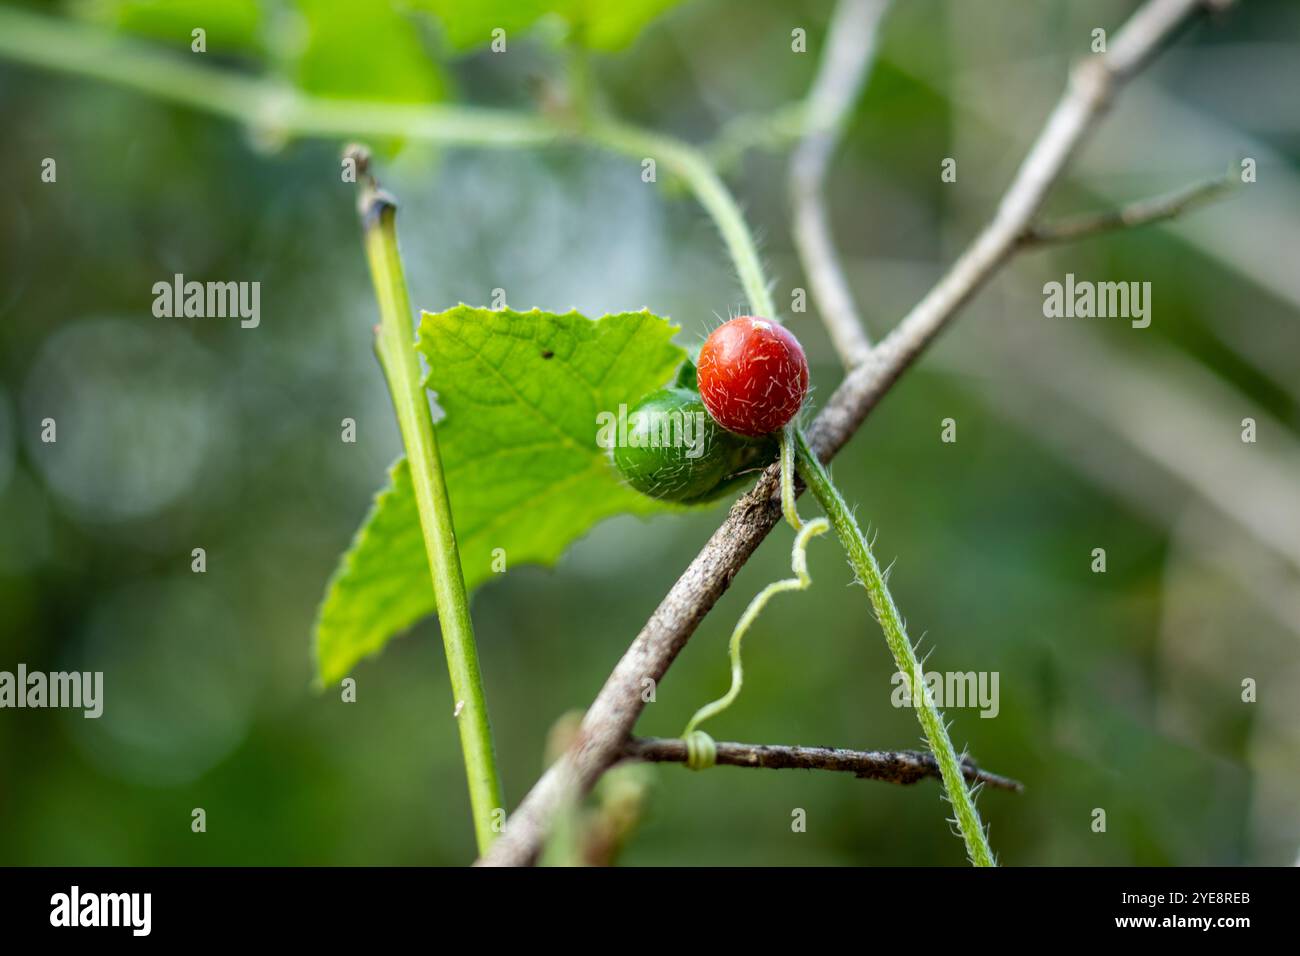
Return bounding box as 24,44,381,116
612,386,767,503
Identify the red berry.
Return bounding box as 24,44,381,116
696,316,809,437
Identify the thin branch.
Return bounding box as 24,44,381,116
790,0,891,367
1020,172,1234,246
624,737,1024,793
480,0,1232,866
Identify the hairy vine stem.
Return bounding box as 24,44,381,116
584,121,776,318
791,428,992,864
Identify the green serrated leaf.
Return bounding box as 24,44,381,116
314,306,685,685
314,458,425,687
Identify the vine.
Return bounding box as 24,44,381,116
793,428,995,865
669,421,994,863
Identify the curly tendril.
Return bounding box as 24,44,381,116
678,484,830,766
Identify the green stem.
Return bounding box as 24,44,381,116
793,428,995,867
779,426,803,530
358,176,504,855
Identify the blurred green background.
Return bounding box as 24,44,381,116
1,0,1297,866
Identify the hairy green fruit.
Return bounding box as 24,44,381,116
611,386,768,503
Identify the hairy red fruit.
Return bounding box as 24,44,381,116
697,316,809,437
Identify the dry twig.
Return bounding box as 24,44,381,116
624,737,1024,792
789,0,892,367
